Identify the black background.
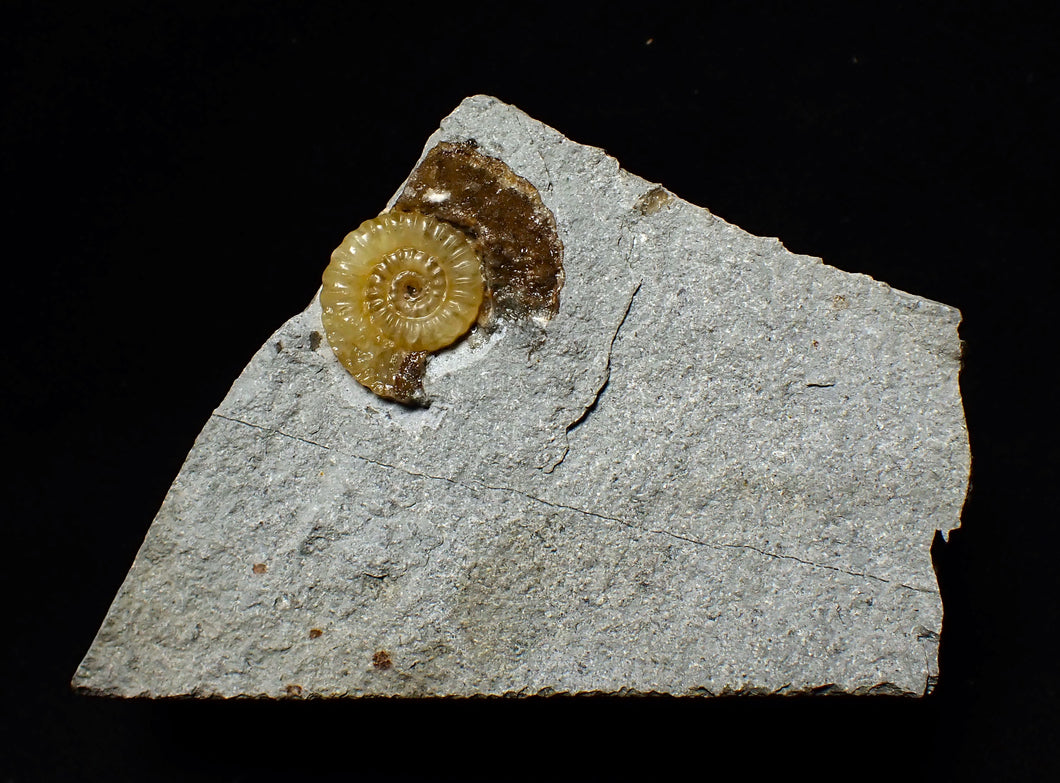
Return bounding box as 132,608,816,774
4,1,1057,780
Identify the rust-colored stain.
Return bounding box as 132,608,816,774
394,140,564,322
252,563,267,575
285,684,303,697
372,650,393,670
308,628,323,639
832,294,849,310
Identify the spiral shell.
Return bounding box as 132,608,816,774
320,211,484,402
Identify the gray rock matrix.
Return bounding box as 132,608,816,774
74,96,969,698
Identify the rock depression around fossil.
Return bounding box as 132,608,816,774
73,96,970,699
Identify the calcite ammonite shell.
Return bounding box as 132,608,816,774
320,211,484,403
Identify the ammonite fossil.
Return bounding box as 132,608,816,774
320,211,484,403
322,142,564,404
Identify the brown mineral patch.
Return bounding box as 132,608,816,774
634,185,675,216
285,684,303,697
391,350,428,405
252,563,267,575
394,141,564,321
308,628,323,639
372,650,393,670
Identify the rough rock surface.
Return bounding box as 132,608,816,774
74,96,969,698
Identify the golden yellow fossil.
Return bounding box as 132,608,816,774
320,211,483,402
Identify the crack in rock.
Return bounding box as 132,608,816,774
210,411,932,593
544,280,642,473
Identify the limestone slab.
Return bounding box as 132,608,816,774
73,96,969,697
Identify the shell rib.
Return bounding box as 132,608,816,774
320,211,483,402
